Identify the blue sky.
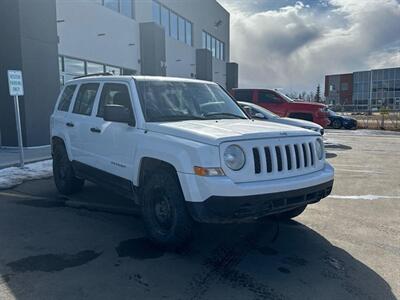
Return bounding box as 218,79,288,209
218,0,400,94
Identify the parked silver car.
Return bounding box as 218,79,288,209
239,101,324,135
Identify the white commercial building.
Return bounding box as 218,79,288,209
57,0,238,88
0,0,238,146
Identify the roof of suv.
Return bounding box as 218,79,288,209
66,75,214,85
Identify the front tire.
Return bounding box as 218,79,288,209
53,143,84,195
276,205,307,220
141,168,193,249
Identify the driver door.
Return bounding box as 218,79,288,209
257,90,286,117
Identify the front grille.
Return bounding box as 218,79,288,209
252,142,317,175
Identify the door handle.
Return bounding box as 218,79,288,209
90,127,101,133
66,122,74,127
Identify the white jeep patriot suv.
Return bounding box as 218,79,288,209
50,75,334,248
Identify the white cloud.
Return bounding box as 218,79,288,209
219,0,400,93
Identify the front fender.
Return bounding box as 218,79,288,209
132,131,220,186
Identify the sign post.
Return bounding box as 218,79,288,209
7,70,25,168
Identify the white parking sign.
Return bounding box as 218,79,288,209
7,70,25,167
8,70,24,96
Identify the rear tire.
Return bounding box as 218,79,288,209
332,119,342,129
53,143,84,195
141,168,193,249
276,205,307,220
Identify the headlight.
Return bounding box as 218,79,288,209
315,138,324,160
223,145,246,171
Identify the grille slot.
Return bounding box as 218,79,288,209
302,143,308,167
309,142,315,166
294,144,300,169
275,146,283,171
264,147,272,173
285,145,292,170
252,148,261,174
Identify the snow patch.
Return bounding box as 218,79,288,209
329,195,400,200
0,160,53,190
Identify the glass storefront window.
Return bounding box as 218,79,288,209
87,62,104,74
152,1,160,24
170,12,178,39
59,56,64,73
122,68,136,75
178,17,185,42
395,68,400,79
185,21,192,46
207,34,211,51
64,57,85,75
103,0,119,12
120,0,133,18
213,37,217,57
106,65,121,75
161,6,169,35
216,40,220,59
203,31,225,60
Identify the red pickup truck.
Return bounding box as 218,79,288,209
231,88,330,128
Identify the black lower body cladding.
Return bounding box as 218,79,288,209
186,180,334,223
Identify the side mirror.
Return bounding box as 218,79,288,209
242,105,251,115
104,104,134,126
254,112,265,119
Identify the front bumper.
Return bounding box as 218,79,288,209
187,180,333,223
178,163,334,223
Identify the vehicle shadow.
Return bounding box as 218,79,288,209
0,180,396,300
182,220,397,299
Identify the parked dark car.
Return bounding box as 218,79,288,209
327,110,357,129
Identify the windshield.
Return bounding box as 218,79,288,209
275,90,294,102
327,109,337,116
239,102,279,119
135,80,248,122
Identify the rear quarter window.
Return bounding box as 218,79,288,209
57,85,77,112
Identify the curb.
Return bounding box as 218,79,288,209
0,156,52,170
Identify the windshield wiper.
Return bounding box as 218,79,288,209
204,112,247,119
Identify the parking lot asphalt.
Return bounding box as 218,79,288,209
0,129,399,300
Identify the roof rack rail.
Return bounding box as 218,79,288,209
74,72,114,79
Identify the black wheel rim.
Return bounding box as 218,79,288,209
150,187,174,234
333,120,341,128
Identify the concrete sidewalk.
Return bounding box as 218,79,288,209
0,146,51,169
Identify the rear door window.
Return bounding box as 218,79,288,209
72,83,100,116
258,91,283,104
233,90,253,102
57,85,77,112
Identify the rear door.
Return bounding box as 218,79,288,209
66,82,100,166
257,90,287,117
51,84,78,139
